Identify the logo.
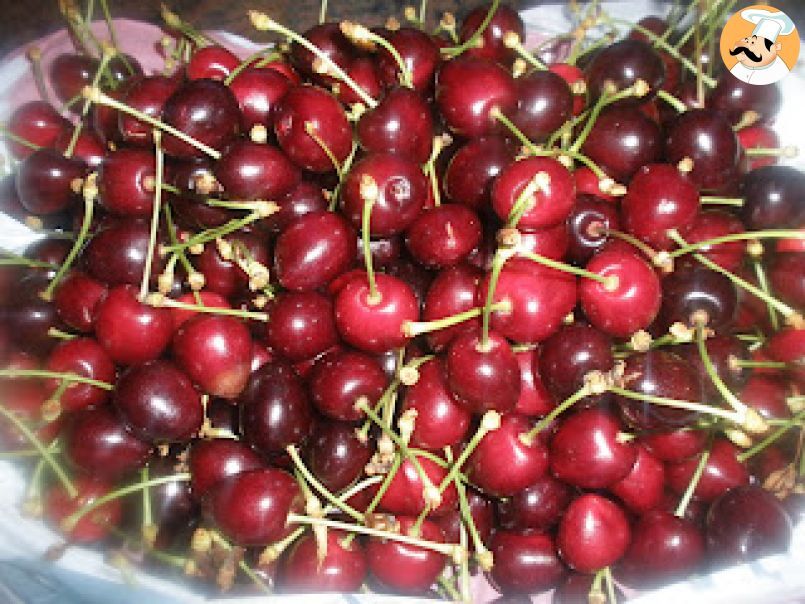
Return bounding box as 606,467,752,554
719,5,800,86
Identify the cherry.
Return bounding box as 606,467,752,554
446,330,520,414
290,23,353,82
6,278,62,356
241,361,314,456
519,222,570,261
497,473,573,532
15,149,84,215
436,56,516,137
582,106,663,182
740,165,805,230
549,63,586,114
168,291,231,331
215,140,300,200
573,166,618,202
611,443,665,513
665,109,739,191
186,45,240,81
513,348,555,417
557,494,631,573
6,101,69,159
667,439,749,503
274,85,352,173
274,210,356,291
642,426,707,463
680,209,746,272
459,3,524,63
309,349,387,422
491,156,576,229
305,420,372,492
63,406,152,478
566,194,620,264
119,76,179,145
466,413,548,497
97,147,156,217
44,477,123,543
341,152,428,237
622,163,700,250
45,337,115,413
357,87,433,163
84,218,161,287
173,314,253,399
741,375,791,424
95,285,173,365
359,236,403,270
378,453,457,517
405,204,482,269
434,488,495,547
585,39,665,102
334,272,418,354
265,291,338,363
661,264,737,331
680,335,748,398
54,128,105,169
769,253,805,310
444,136,515,210
195,231,269,297
539,322,614,401
489,531,566,595
617,510,705,588
145,454,199,549
203,467,301,546
365,516,446,593
421,264,482,352
706,486,793,565
580,243,662,338
709,73,782,125
264,180,328,234
161,79,241,158
49,53,97,105
337,56,383,106
378,28,440,92
229,66,292,131
188,439,264,500
279,529,367,592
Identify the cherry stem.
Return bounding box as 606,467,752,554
65,48,114,159
438,411,501,494
343,22,414,88
589,568,606,603
673,0,728,50
25,47,51,105
0,254,56,269
699,196,743,206
48,328,76,341
745,146,799,158
458,523,471,603
162,207,275,253
424,135,450,207
732,359,787,370
82,86,222,159
674,443,712,517
753,259,780,331
160,4,213,47
248,11,378,108
319,0,328,24
0,124,42,152
0,403,76,498
505,34,548,71
604,566,617,604
304,122,343,176
329,141,358,211
441,0,500,57
610,385,745,425
519,250,614,287
403,301,509,338
437,575,462,602
42,379,71,422
140,466,154,540
163,204,203,305
145,294,269,322
480,248,509,349
360,180,380,304
207,530,272,593
738,411,805,462
521,385,593,444
657,89,688,113
139,130,164,302
454,471,492,570
41,174,96,301
0,368,114,391
224,49,281,86
361,454,402,521
260,526,306,565
669,229,803,258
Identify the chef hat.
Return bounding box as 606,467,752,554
741,8,796,43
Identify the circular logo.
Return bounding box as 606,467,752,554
720,4,800,86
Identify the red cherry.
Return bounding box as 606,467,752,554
45,337,115,412
49,54,97,104
444,136,516,210
119,76,179,145
421,264,482,352
549,63,586,115
98,147,155,217
573,166,617,202
540,322,614,401
557,494,631,573
738,125,780,171
709,72,782,125
611,444,666,513
169,291,231,330
585,39,665,102
280,529,367,592
513,348,555,417
459,3,524,63
15,148,84,215
186,45,240,81
769,253,805,309
290,23,353,83
357,87,433,163
496,473,573,532
642,426,708,463
488,531,566,595
667,439,749,502
378,28,440,92
309,349,387,422
83,218,163,287
680,209,746,271
189,438,265,500
214,140,301,200
378,453,457,517
52,271,108,332
265,291,338,363
519,222,571,261
305,421,373,492
44,477,123,543
405,204,482,269
265,179,328,234
53,128,105,168
6,101,69,159
229,66,292,130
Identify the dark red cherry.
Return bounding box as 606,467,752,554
53,128,105,168
309,349,387,422
265,291,338,363
188,438,264,500
553,572,625,604
709,73,782,125
642,426,708,463
98,147,155,217
53,271,108,332
514,348,555,417
280,529,367,592
214,140,300,200
434,488,494,547
229,66,292,130
161,79,241,158
422,264,482,352
83,218,161,287
566,194,620,264
378,453,457,517
466,413,548,497
95,285,173,365
557,494,631,573
204,467,301,546
667,439,749,502
119,76,179,145
6,101,69,159
740,165,805,230
337,56,383,106
378,28,440,92
497,473,573,531
539,322,614,401
45,477,123,543
49,54,97,104
186,45,240,81
63,406,152,478
573,166,617,202
144,454,199,550
196,231,269,297
518,222,570,261
264,180,327,234
680,209,746,272
706,486,793,566
436,56,516,137
357,87,433,163
665,109,739,191
274,210,356,291
769,253,805,309
341,152,428,237
460,3,524,63
585,39,665,102
444,136,516,210
15,149,84,215
173,314,253,399
611,444,666,513
241,361,313,455
6,278,62,356
581,106,663,182
45,337,115,413
405,204,482,269
660,264,737,331
274,85,352,172
290,23,353,82
305,420,372,492
489,531,566,595
622,163,700,250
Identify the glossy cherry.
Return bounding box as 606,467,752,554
539,322,614,401
497,473,573,531
585,39,665,102
97,147,155,217
459,2,524,63
290,23,353,82
611,444,666,513
769,253,805,309
229,66,292,131
264,179,328,234
444,136,515,210
378,453,457,517
305,420,372,492
15,148,84,215
186,45,240,81
49,53,97,104
6,100,69,159
709,73,782,124
566,194,620,263
489,531,566,595
357,87,433,163
83,219,160,287
405,204,482,269
188,438,264,501
557,494,631,573
740,165,805,230
119,76,179,145
667,439,749,502
44,337,115,412
421,264,482,352
309,349,387,422
660,264,737,331
215,140,300,202
378,28,440,92
680,210,746,272
279,529,367,592
265,291,338,363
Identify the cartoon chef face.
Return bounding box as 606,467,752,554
730,34,782,68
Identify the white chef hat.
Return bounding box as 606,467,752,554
741,8,796,43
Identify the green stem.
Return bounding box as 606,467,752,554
65,50,114,158
361,191,379,303
0,369,114,390
657,89,688,113
610,386,742,424
669,230,803,258
522,386,592,443
480,249,507,349
139,130,164,302
674,444,711,517
754,260,780,331
738,411,805,462
519,250,611,285
440,0,500,57
695,325,749,416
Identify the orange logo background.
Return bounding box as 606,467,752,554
719,4,800,71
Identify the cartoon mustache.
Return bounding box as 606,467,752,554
730,46,763,62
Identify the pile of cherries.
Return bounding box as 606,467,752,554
0,0,803,601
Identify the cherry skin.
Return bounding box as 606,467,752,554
616,510,705,588
229,66,292,131
706,485,793,566
274,210,356,291
6,278,62,357
44,337,115,413
667,439,749,503
405,204,482,269
341,152,428,237
188,438,264,501
642,426,708,463
445,136,516,210
738,125,780,172
366,516,446,593
98,147,156,217
622,163,700,250
53,128,104,169
274,85,352,173
460,2,524,63
557,494,631,573
264,179,328,234
446,330,521,414
660,264,737,331
377,28,440,92
309,349,387,422
539,322,614,401
357,87,433,163
240,361,314,456
582,106,663,182
378,453,458,517
214,140,300,201
434,488,495,547
290,23,353,82
491,156,576,229
143,454,199,550
611,444,666,514
119,76,180,146
94,285,173,365
305,420,373,492
6,101,69,159
186,45,240,81
519,221,571,261
279,529,367,592
709,72,782,125
769,253,805,309
63,406,152,479
203,467,301,546
44,477,123,543
15,149,84,215
173,314,253,399
195,231,269,298
466,413,548,497
436,56,517,137
680,209,746,272
514,347,556,417
49,53,97,105
566,194,620,264
83,218,161,287
740,165,805,230
665,109,739,191
740,374,791,424
421,264,482,352
496,473,574,532
585,39,665,102
265,291,338,363
509,70,572,142
161,79,241,158
334,272,418,354
489,531,566,595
